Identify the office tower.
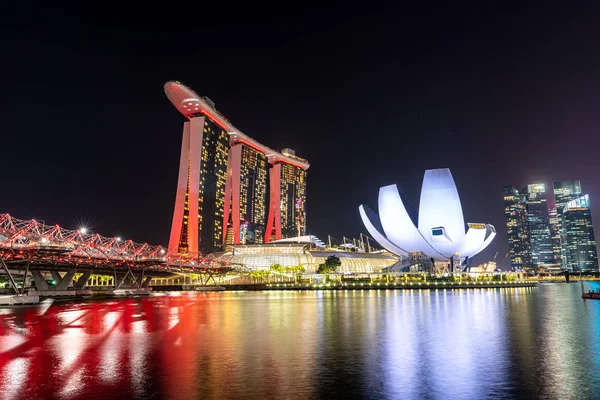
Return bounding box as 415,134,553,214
562,194,599,271
548,207,562,265
523,184,554,266
165,81,309,253
503,186,531,269
553,180,583,268
553,180,582,213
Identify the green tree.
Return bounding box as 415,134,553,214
250,269,271,282
269,264,284,273
316,255,341,274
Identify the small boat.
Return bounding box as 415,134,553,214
582,291,600,300
195,286,225,292
581,281,600,299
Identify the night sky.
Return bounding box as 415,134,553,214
3,4,600,269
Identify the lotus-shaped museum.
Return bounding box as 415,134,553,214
359,168,495,262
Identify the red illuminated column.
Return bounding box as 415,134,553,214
168,117,204,253
265,163,282,242
168,122,191,250
187,117,204,253
223,144,242,244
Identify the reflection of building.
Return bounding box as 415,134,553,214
562,195,598,272
523,184,554,267
503,186,531,269
164,81,309,253
220,236,398,273
359,168,496,266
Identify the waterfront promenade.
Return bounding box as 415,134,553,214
147,279,538,292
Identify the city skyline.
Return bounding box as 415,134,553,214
4,5,600,269
503,180,599,271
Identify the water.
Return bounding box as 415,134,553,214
0,284,599,399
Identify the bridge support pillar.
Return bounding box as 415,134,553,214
31,270,50,291
55,269,77,290
75,270,92,289
0,258,20,294
142,276,153,288
50,271,62,283
117,272,129,289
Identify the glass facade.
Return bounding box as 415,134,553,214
503,186,531,269
221,244,397,273
562,195,599,272
239,146,269,244
523,184,554,266
280,163,307,239
553,180,583,268
554,180,582,212
548,207,562,265
197,118,230,252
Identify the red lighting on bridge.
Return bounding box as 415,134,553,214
0,213,232,272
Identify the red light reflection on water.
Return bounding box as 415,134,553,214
0,294,208,399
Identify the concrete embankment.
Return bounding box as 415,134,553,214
150,281,537,292
263,281,537,290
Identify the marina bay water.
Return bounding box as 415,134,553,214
0,284,599,399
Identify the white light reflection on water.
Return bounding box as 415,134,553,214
2,357,29,400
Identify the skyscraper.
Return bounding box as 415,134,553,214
553,180,582,213
553,180,583,268
503,186,531,269
168,113,229,253
562,195,598,271
223,142,269,246
548,207,562,265
523,184,554,266
165,81,310,253
265,148,308,241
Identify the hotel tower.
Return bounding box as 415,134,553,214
164,81,309,253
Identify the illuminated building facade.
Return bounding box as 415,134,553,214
267,148,307,241
554,182,599,271
503,186,531,269
553,180,583,268
554,180,582,213
359,168,496,266
548,207,562,266
169,115,229,253
165,81,309,253
562,195,598,271
220,238,398,274
238,145,269,244
523,184,554,266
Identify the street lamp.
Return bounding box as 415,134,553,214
79,227,88,234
